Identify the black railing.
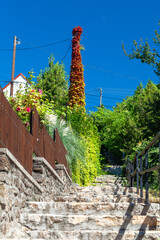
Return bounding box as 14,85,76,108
125,132,160,203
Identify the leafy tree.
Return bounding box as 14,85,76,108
92,81,160,163
122,21,160,78
36,55,68,116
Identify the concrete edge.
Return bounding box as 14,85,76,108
33,157,64,185
0,148,43,193
55,164,72,183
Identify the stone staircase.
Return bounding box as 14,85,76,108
6,175,160,239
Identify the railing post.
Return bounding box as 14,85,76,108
145,150,149,203
140,155,143,198
159,136,160,164
125,158,129,185
123,151,125,164
136,153,139,194
131,163,134,187
159,136,160,203
30,109,33,135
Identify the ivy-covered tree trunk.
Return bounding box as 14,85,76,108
68,26,85,108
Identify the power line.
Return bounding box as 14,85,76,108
85,88,99,93
0,79,10,83
85,88,134,99
86,88,135,94
86,100,99,105
0,75,10,81
86,107,97,111
60,44,71,63
103,104,114,109
84,63,144,82
86,93,123,101
86,105,113,110
20,38,66,58
0,39,70,51
102,87,134,92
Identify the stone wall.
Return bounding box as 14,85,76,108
0,149,72,238
33,157,72,201
0,148,42,238
55,164,72,186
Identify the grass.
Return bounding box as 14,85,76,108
147,189,160,203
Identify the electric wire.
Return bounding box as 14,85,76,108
0,37,148,85
86,105,113,110
0,75,10,81
86,93,123,101
19,38,70,59
86,88,135,95
0,39,70,51
85,88,100,93
84,63,144,82
86,100,99,105
102,87,134,92
103,105,114,109
60,44,72,63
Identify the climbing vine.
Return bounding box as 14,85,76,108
68,26,85,108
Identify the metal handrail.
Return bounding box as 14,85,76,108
125,132,160,203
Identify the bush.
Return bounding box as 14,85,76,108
8,86,53,129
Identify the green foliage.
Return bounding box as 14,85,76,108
46,115,86,169
46,109,101,186
92,81,160,163
9,86,53,129
126,138,159,191
122,21,160,78
68,108,101,185
6,51,101,187
36,55,68,117
68,26,85,108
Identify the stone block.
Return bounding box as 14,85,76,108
0,172,10,184
0,184,7,198
0,196,6,208
0,155,10,172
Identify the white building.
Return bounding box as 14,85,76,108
3,73,30,98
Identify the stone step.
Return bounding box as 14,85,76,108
95,175,123,180
95,175,125,182
25,201,160,217
69,185,137,194
51,194,144,203
3,239,44,240
27,229,160,240
67,189,137,197
20,214,160,231
53,187,141,199
94,179,123,184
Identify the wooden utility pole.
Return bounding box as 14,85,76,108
10,36,17,96
99,88,102,107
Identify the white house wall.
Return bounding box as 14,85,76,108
3,75,30,98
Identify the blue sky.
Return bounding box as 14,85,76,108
0,0,160,111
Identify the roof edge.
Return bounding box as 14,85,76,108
2,73,30,91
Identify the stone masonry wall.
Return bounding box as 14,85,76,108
0,149,72,238
33,157,72,201
55,164,72,188
0,148,42,238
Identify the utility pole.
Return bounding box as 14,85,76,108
10,36,17,96
99,88,102,107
